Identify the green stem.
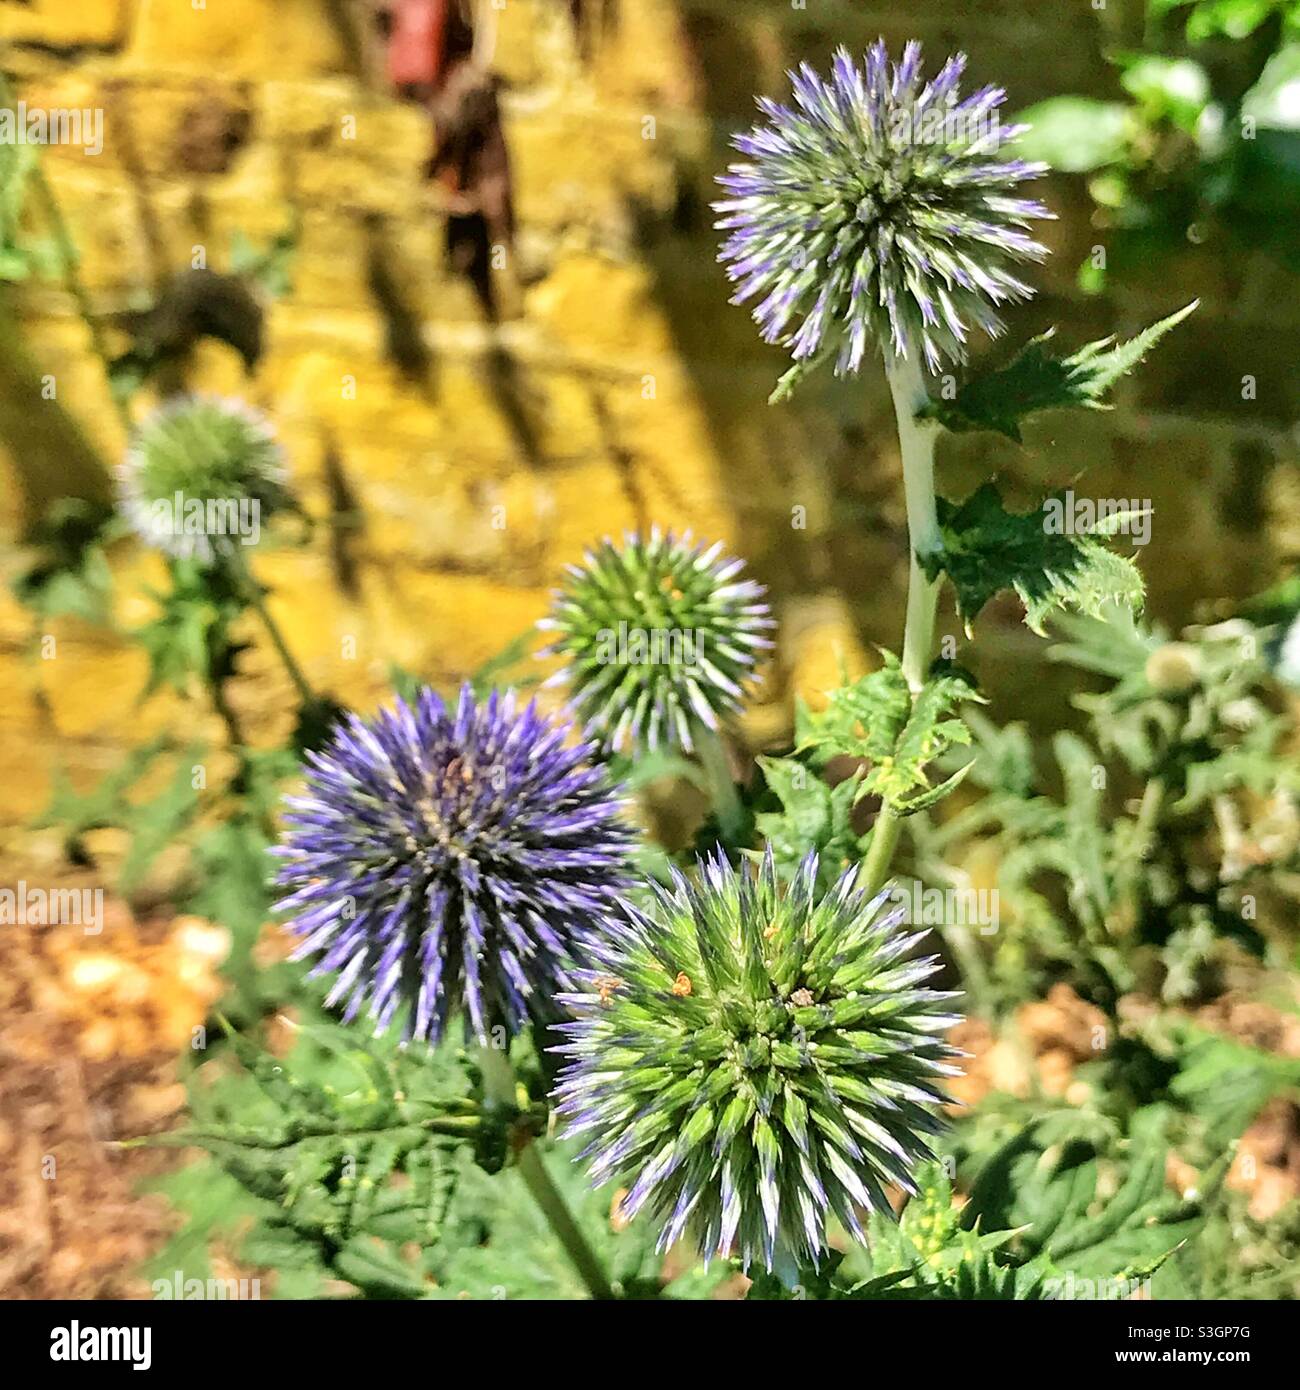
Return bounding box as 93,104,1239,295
861,804,902,899
694,723,745,846
863,354,943,898
478,1046,615,1301
889,354,943,694
224,548,316,708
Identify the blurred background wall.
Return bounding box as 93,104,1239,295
1,0,1297,828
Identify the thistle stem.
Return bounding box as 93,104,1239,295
861,805,902,899
224,548,317,708
694,723,746,846
889,353,943,694
863,354,943,898
478,1046,615,1302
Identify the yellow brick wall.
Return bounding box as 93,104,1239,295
1,0,1296,827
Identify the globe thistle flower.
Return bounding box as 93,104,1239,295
553,849,961,1273
716,40,1051,379
539,530,774,754
117,395,290,564
274,685,634,1045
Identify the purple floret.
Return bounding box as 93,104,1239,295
274,684,633,1044
715,39,1052,382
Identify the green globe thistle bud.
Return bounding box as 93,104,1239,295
553,849,961,1274
117,395,290,564
538,529,774,753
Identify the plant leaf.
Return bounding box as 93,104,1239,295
1014,96,1131,172
928,482,1146,634
797,654,983,814
752,755,862,886
919,302,1197,442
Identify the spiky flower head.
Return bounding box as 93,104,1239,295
553,850,961,1273
539,529,774,753
716,40,1051,381
117,394,290,564
274,685,633,1045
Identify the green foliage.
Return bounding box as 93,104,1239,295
928,483,1146,634
752,755,862,887
0,133,62,284
1162,0,1300,45
17,33,1294,1304
1017,3,1300,282
1015,97,1131,173
837,1162,1049,1300
1186,1190,1300,1299
182,749,294,1006
146,1023,493,1299
35,738,205,895
746,1134,1226,1301
135,558,249,698
147,1025,733,1301
911,611,1300,1006
960,1107,1217,1282
425,1142,730,1300
0,134,35,281
919,303,1196,442
229,220,299,300
1166,1028,1300,1150
10,500,119,626
796,652,982,814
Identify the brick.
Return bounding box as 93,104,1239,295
127,0,349,81
0,0,128,49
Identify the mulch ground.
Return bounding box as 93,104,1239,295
0,865,226,1299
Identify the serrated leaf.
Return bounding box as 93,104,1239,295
1169,1031,1300,1150
34,737,207,895
797,654,982,814
833,1163,1052,1301
919,302,1196,441
929,482,1146,633
134,557,250,697
961,1109,1224,1286
146,1026,485,1299
752,755,861,886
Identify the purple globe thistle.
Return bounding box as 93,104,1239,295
538,529,774,754
274,685,634,1044
117,395,290,564
553,849,962,1274
716,40,1052,384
